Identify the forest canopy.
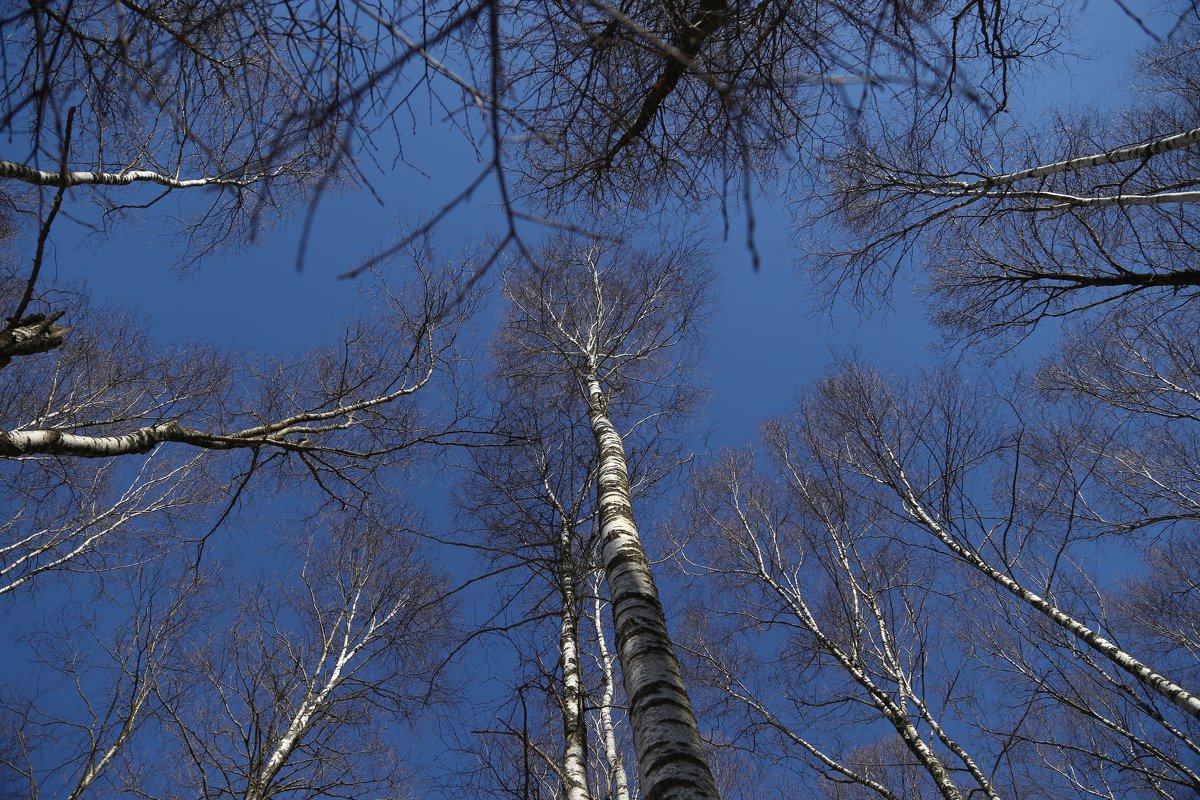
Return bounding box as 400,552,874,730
1,1,1199,799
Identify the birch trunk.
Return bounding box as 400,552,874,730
560,545,593,800
592,587,633,800
749,551,966,800
584,375,719,800
883,453,1200,722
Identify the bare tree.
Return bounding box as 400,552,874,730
499,239,717,800
0,0,492,241
817,11,1200,343
1033,302,1200,536
0,275,224,594
681,448,998,800
588,573,635,800
499,0,1061,210
0,558,206,800
0,261,476,594
457,269,700,799
804,364,1200,716
669,350,1200,798
781,361,1200,794
148,514,452,800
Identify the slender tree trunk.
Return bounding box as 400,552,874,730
583,375,719,800
590,578,638,800
751,564,965,800
888,460,1200,721
591,581,633,800
560,542,593,800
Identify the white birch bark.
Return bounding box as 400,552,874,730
591,583,633,800
872,441,1200,722
0,159,277,189
584,374,719,800
918,188,1200,210
244,616,357,800
765,570,963,800
0,422,192,457
63,586,185,800
560,544,593,800
944,127,1200,192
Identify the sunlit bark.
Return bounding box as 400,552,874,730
500,240,718,800
586,374,717,800
591,583,633,800
560,533,592,800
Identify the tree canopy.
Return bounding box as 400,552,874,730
2,1,1199,799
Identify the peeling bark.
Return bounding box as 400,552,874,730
0,312,70,367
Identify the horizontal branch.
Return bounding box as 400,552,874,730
986,267,1200,290
0,159,279,189
1,422,205,457
919,187,1200,209
950,126,1200,191
1,330,441,458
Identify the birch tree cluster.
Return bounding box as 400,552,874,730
2,0,1200,799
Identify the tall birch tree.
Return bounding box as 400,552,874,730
458,386,602,800
784,361,1200,796
460,300,698,799
670,353,1200,798
686,443,1016,799
499,240,717,800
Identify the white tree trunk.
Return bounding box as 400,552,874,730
560,551,593,800
887,459,1200,722
584,375,719,800
592,585,633,800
